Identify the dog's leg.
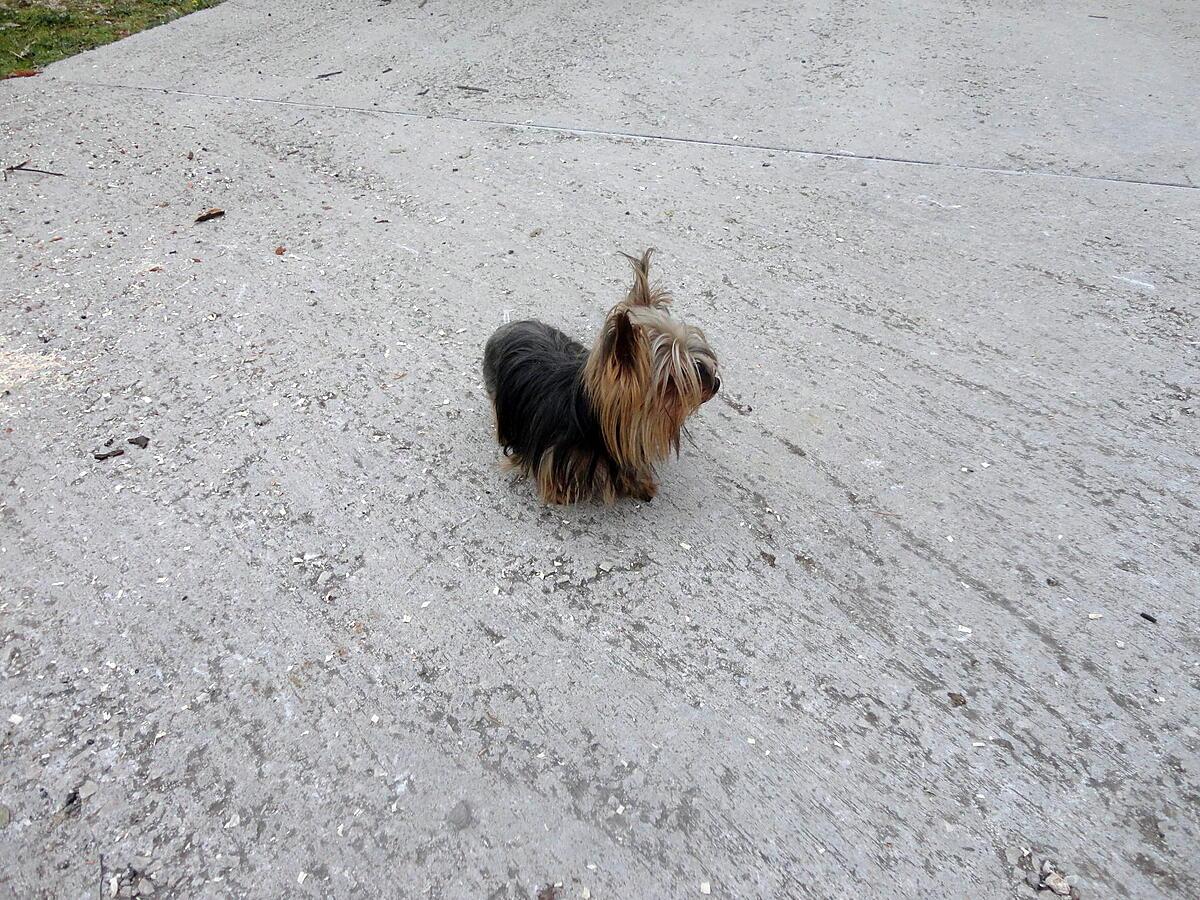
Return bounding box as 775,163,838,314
618,469,657,502
489,397,503,444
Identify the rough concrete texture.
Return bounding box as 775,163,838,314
1,2,1197,898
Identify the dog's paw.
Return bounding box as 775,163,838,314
622,475,658,502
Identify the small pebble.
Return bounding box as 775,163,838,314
1044,872,1071,896
446,799,473,830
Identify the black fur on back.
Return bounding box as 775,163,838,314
483,320,615,489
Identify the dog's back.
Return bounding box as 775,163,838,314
483,320,585,400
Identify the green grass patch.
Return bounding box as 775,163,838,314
1,0,221,78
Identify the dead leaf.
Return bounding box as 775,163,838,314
3,69,39,79
274,246,286,256
195,208,225,223
947,691,968,707
148,266,163,273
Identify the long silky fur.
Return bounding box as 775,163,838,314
483,250,720,503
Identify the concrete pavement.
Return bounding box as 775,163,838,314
1,2,1197,897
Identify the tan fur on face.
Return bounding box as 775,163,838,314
582,254,721,489
628,306,702,456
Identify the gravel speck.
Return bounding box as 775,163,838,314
446,799,473,830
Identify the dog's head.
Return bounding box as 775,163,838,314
584,250,720,467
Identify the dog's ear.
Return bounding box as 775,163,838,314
610,309,639,367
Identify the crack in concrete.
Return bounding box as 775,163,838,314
60,78,1200,192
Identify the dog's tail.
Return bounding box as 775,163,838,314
619,248,671,308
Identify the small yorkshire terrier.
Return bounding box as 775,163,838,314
483,249,720,504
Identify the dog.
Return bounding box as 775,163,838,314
483,249,720,503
